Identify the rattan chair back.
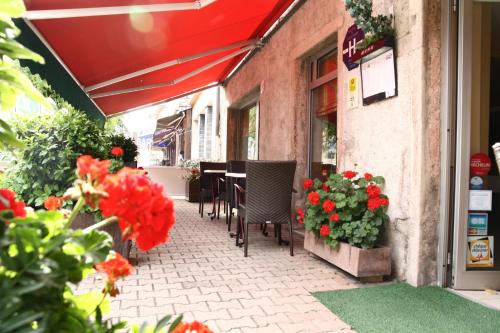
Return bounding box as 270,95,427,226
245,160,296,224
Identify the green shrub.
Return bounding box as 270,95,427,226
3,109,108,207
107,134,138,164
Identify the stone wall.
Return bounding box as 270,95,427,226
224,0,442,285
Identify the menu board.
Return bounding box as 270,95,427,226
360,49,397,105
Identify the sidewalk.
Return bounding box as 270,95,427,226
77,200,359,333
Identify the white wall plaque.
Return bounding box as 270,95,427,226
469,190,492,211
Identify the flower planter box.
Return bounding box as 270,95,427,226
304,230,391,279
72,213,132,260
185,179,200,202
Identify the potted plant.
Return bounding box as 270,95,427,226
297,171,392,280
107,134,139,168
180,160,201,202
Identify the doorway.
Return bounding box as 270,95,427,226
451,0,500,290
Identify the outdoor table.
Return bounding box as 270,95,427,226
204,169,226,219
225,172,246,178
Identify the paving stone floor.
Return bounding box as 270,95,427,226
76,200,359,333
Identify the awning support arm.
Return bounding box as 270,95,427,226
24,0,217,20
85,39,258,92
91,45,255,99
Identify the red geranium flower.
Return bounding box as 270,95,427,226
0,189,26,218
367,197,388,211
303,178,314,190
322,200,335,214
44,196,63,211
99,168,176,251
364,173,373,181
343,171,357,179
322,183,330,192
96,253,133,283
111,146,124,157
330,213,340,222
171,321,213,333
77,155,111,184
307,192,320,205
320,224,330,237
366,184,381,199
296,208,305,219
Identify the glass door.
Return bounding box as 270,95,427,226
452,0,500,290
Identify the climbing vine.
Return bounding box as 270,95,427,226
344,0,394,49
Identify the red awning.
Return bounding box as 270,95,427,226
23,0,295,116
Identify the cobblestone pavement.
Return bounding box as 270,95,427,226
77,200,359,333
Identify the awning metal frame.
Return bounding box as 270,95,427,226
90,44,256,99
24,0,217,20
85,38,258,92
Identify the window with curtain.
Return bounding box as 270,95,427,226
309,48,337,179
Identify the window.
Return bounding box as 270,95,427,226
309,48,337,179
238,103,258,160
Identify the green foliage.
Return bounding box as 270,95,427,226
180,160,200,183
3,109,108,207
302,172,389,249
344,0,394,49
0,210,115,332
107,134,138,164
0,0,48,151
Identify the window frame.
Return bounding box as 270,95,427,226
307,46,338,177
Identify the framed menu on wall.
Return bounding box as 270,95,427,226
360,49,397,105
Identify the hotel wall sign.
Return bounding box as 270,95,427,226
342,24,365,71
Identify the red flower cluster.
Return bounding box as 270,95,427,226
330,213,340,222
368,197,389,211
322,183,330,192
366,184,381,199
96,253,133,283
0,189,26,218
99,168,175,251
111,146,124,157
308,192,320,205
44,196,63,211
77,155,111,184
303,178,314,190
320,224,330,237
171,321,213,333
343,171,357,179
322,200,335,214
296,208,305,224
364,173,373,181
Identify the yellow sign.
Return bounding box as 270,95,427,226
467,236,494,268
349,77,357,92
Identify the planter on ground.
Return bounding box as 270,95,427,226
72,213,131,259
304,230,391,279
185,179,200,202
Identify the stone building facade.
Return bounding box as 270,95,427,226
222,0,443,286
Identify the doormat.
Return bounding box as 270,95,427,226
313,283,500,333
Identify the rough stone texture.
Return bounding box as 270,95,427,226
76,201,359,332
224,0,442,286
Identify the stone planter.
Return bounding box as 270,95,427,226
304,230,391,279
71,213,131,260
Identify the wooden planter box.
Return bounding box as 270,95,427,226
304,230,391,279
71,213,132,260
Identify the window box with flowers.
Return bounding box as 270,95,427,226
298,171,392,279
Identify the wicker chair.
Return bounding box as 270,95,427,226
235,160,296,257
226,160,246,232
199,161,226,218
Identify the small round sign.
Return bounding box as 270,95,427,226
470,153,491,176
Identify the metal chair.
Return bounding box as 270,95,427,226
199,161,226,218
235,160,296,257
226,160,246,232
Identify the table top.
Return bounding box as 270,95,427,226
226,172,246,178
204,169,226,174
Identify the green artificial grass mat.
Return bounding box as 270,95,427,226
313,283,500,333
